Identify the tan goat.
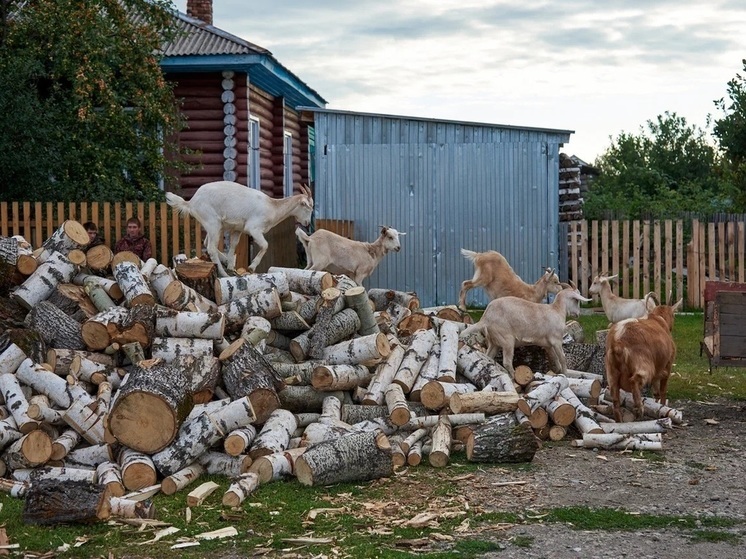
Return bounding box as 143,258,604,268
605,297,682,422
458,249,562,310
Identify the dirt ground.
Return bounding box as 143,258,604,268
463,396,746,559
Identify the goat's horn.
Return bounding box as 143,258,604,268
568,279,577,290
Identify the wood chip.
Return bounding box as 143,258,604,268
194,526,238,540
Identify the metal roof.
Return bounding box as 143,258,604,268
158,11,327,109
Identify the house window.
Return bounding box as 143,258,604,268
284,131,293,197
249,117,260,189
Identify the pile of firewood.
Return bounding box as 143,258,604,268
0,221,682,526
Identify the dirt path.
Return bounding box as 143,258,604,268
464,397,746,558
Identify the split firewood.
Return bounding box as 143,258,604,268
23,479,111,525
267,266,334,295
222,472,260,506
367,288,420,311
214,272,290,305
449,390,520,415
119,448,158,491
108,358,193,453
393,328,437,394
0,373,38,434
25,300,86,350
161,461,205,495
572,432,663,450
420,381,476,411
219,337,282,424
249,409,298,459
187,481,220,506
295,430,393,486
151,396,256,477
218,287,282,332
344,285,379,336
197,451,252,477
47,283,97,321
466,413,540,463
96,460,125,497
164,279,218,313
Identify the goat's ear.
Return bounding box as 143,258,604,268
608,274,619,282
379,225,388,233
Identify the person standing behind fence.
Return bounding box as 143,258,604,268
114,217,152,260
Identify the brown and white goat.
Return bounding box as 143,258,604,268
604,297,682,422
458,249,562,310
460,286,591,377
166,181,314,277
295,225,405,284
589,273,658,323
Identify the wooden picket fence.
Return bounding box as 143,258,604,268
0,201,299,272
560,219,746,309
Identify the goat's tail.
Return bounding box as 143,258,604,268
459,321,484,342
460,248,478,262
165,192,191,217
295,226,311,249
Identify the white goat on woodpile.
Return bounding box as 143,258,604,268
605,296,682,422
460,285,591,377
295,225,405,284
166,181,313,277
458,249,562,310
588,273,658,323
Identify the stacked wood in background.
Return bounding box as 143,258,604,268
0,223,681,526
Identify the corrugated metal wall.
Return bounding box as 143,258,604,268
310,110,572,307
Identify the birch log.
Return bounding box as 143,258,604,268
24,300,85,350
0,342,27,374
161,462,205,495
112,261,155,307
222,472,260,506
311,364,372,391
572,432,663,450
36,220,90,263
393,328,437,393
247,451,293,483
322,332,391,365
223,426,258,456
218,287,282,332
118,448,158,491
96,461,125,497
449,390,520,415
420,381,476,411
267,267,334,295
367,288,420,311
344,285,379,336
517,375,570,416
198,451,253,477
295,430,393,486
429,416,452,467
154,307,225,340
0,373,38,433
15,358,93,409
409,347,441,402
150,336,215,363
466,413,540,463
108,358,193,453
437,320,460,382
248,409,298,459
164,279,218,313
214,272,290,305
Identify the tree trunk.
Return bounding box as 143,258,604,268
295,430,393,486
15,358,92,409
219,338,282,424
164,279,218,313
23,479,110,525
0,373,38,434
198,451,253,477
25,300,85,350
437,320,460,382
248,409,298,458
429,416,452,467
108,358,194,453
248,451,293,483
466,413,540,463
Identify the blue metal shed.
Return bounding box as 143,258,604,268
300,107,573,308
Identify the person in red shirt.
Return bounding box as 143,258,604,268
114,217,152,261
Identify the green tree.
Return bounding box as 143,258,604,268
713,59,746,210
0,0,188,202
584,112,729,219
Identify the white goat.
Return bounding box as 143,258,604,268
166,181,313,277
588,273,658,323
458,249,562,310
295,225,405,284
460,286,591,377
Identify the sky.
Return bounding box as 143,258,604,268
173,0,746,163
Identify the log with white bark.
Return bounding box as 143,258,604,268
151,396,256,477
0,373,38,434
429,416,452,467
436,320,460,382
392,328,437,394
457,345,511,390
599,418,673,434
420,380,476,411
321,332,391,365
222,472,261,506
118,447,158,491
150,336,215,363
169,353,220,404
536,423,567,442
240,315,272,352
404,413,486,430
64,442,113,469
45,348,112,377
214,272,290,305
1,430,52,469
409,347,441,402
559,387,605,435
572,432,663,450
270,310,310,332
218,287,282,332
161,461,205,495
96,460,125,497
0,342,27,374
111,250,142,270
367,288,420,311
0,415,22,451
81,304,155,351
154,307,225,340
601,389,684,424
566,377,602,401
248,451,293,483
147,264,177,304
300,420,355,447
36,220,90,263
565,368,605,382
163,279,218,313
449,390,520,415
197,451,253,478
295,429,393,486
0,477,28,498
543,395,576,427
109,496,156,519
291,308,360,363
223,425,258,457
108,358,193,453
219,337,282,424
384,383,411,426
69,354,121,386
23,479,111,525
407,438,426,466
339,402,427,425
311,363,372,391
466,413,540,463
248,408,298,459
344,285,379,336
400,427,429,455
47,283,97,321
74,272,123,301
50,428,82,461
517,375,570,416
15,358,93,409
397,312,434,337
62,397,107,445
113,261,156,307
24,300,86,350
319,395,343,424
12,466,97,485
267,266,334,295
